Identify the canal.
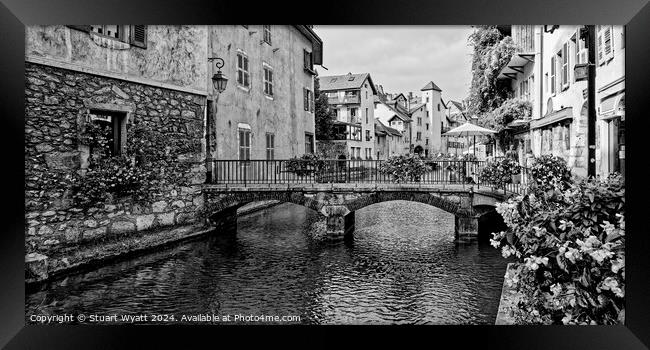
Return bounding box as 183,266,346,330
26,201,511,325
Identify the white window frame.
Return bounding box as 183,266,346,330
561,43,569,90
263,63,273,98
238,127,251,160
237,51,250,90
265,132,275,160
550,56,556,95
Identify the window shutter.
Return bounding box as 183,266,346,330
67,25,91,33
597,26,604,65
304,88,308,111
130,25,147,48
303,50,309,69
604,26,613,58
550,56,556,94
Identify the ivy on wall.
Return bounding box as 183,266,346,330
467,26,518,128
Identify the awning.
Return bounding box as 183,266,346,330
599,92,624,121
530,107,574,129
497,53,535,80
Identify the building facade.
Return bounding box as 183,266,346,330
207,25,323,160
24,25,324,278
441,100,469,155
595,25,625,178
374,97,412,155
374,118,403,159
320,73,377,159
25,25,210,270
496,25,624,178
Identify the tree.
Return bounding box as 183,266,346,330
466,26,518,124
314,72,337,140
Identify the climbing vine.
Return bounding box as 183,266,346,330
68,118,197,208
467,26,518,125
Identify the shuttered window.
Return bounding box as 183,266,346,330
304,88,309,111
303,88,313,112
265,133,275,160
550,56,556,95
130,25,147,48
237,52,250,88
598,25,614,65
238,128,251,160
303,49,313,72
561,42,569,89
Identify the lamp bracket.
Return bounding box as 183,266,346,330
208,57,224,69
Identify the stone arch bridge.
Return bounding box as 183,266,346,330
201,183,514,241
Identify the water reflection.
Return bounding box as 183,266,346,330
27,201,511,324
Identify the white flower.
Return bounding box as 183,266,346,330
611,258,625,274
588,249,614,264
550,283,562,296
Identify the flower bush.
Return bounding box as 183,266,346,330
286,153,324,177
69,120,189,208
530,154,573,194
379,154,430,183
479,157,521,187
491,174,625,324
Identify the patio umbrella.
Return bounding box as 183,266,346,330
443,122,496,157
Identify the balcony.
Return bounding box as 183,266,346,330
328,95,360,105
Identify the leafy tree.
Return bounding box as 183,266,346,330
314,72,336,140
467,26,518,124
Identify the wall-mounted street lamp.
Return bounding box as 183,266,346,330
209,57,228,93
206,57,228,184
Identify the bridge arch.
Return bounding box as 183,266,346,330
203,191,325,221
343,192,466,216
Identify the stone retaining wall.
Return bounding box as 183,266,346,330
495,263,520,325
25,62,207,278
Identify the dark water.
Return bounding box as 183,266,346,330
26,201,511,325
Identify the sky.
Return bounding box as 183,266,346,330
313,26,475,103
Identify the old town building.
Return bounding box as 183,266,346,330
442,100,469,155
496,25,624,177
374,118,403,160
319,72,377,159
207,25,323,161
24,25,323,278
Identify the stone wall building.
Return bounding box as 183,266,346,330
25,25,211,275
24,24,324,279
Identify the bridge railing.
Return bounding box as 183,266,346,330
206,159,532,195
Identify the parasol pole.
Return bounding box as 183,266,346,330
473,135,476,157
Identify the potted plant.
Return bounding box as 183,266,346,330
286,154,324,178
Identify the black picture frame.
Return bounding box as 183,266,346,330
1,0,649,348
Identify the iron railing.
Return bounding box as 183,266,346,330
207,159,532,195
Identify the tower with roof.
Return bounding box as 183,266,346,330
421,81,444,153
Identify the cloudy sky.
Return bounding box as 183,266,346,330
314,26,475,103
